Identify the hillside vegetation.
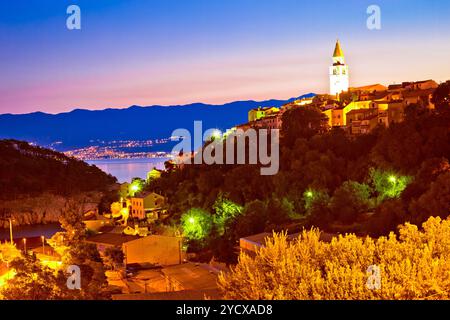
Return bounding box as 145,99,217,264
147,83,450,263
0,140,116,200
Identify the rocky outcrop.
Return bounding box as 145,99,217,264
0,192,103,228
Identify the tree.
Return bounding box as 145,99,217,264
0,243,21,267
233,200,268,238
61,242,110,300
181,208,213,241
212,194,243,236
329,181,372,224
1,255,65,300
282,106,329,147
219,217,450,300
409,172,450,224
431,82,450,113
103,247,125,271
59,200,87,242
369,168,412,204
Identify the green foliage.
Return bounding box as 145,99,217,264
146,105,449,255
61,242,109,300
282,106,329,147
303,189,329,214
103,247,125,271
213,194,243,236
1,255,65,300
219,217,450,300
59,200,88,242
0,140,116,199
181,208,213,241
369,168,413,203
329,181,372,223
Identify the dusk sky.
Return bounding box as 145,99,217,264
0,0,449,114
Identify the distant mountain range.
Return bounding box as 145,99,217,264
0,94,314,151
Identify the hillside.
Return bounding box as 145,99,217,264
0,140,116,200
0,94,314,150
146,95,450,263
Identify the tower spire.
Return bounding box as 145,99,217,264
333,39,344,58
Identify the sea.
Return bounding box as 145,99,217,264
86,158,168,183
0,159,168,239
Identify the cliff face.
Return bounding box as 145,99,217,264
0,192,103,228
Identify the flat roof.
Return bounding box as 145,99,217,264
85,233,139,246
161,263,219,291
240,232,272,246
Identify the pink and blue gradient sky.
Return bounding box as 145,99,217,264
0,0,449,114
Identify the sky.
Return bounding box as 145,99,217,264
0,0,449,114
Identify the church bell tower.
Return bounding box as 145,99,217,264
329,40,349,97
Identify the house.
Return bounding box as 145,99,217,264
248,106,279,122
129,197,145,220
323,107,344,127
239,232,272,255
388,102,408,124
112,263,221,300
129,192,167,220
402,80,438,91
84,215,113,232
346,108,379,135
338,100,376,126
123,235,183,266
402,88,436,109
85,233,140,253
146,167,162,183
251,114,282,130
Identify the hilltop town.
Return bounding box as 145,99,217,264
236,41,446,136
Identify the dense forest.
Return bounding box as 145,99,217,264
0,140,117,199
147,83,450,263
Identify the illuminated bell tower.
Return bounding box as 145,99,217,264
329,40,349,97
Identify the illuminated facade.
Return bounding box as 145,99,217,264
329,40,349,96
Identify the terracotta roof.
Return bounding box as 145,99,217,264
402,88,435,98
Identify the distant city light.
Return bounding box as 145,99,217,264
210,129,222,141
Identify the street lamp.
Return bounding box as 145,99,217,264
41,235,45,255
388,175,397,184
8,218,14,245
22,238,27,254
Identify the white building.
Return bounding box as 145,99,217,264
329,40,349,97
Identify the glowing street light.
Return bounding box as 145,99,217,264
22,238,27,253
41,235,45,255
8,218,14,245
188,217,196,224
388,175,397,184
306,191,314,198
